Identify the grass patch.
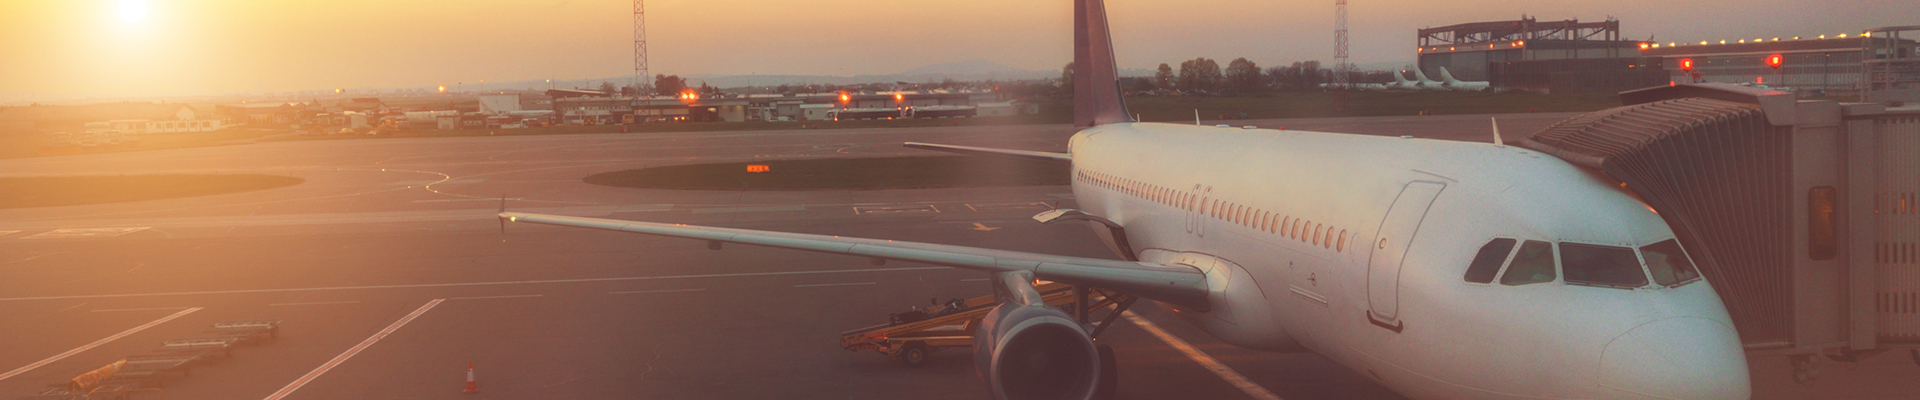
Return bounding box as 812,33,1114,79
584,157,1069,191
0,174,305,209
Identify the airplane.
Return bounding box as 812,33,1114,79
1385,69,1422,90
1437,66,1493,92
1409,66,1451,91
500,1,1752,399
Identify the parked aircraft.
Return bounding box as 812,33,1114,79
1438,67,1493,92
503,1,1751,399
1409,67,1452,91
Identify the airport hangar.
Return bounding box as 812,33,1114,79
1415,19,1920,102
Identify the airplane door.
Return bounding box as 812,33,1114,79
1366,181,1445,330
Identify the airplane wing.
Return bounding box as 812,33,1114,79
499,212,1210,310
903,142,1073,165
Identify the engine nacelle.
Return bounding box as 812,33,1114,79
973,303,1100,400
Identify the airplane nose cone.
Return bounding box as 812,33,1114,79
1598,317,1750,400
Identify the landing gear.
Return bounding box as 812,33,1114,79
1094,343,1118,400
1789,355,1821,384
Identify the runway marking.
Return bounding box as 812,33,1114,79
692,205,805,214
853,205,939,215
959,278,989,282
448,294,544,300
1121,311,1284,400
270,301,361,307
0,267,946,302
0,230,19,237
91,306,193,313
0,307,201,382
965,202,1054,212
609,288,707,295
55,302,88,313
263,299,442,400
413,197,522,203
22,227,148,239
793,282,877,288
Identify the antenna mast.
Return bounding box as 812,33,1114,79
633,0,649,96
1333,0,1350,110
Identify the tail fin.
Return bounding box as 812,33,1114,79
1392,70,1411,85
1411,66,1436,84
1439,67,1463,85
1074,0,1133,127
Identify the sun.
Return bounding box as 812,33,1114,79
118,0,148,23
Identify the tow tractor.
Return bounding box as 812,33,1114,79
840,281,1135,366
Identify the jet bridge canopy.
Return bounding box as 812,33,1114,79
1521,83,1920,363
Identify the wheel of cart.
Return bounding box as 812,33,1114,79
893,342,931,367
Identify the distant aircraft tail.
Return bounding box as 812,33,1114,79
1074,0,1133,127
1411,66,1437,84
1439,66,1463,85
1392,70,1412,85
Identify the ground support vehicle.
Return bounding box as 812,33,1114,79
840,282,1135,366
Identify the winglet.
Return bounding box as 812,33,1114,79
1073,0,1133,127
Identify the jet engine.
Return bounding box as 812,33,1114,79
973,302,1101,400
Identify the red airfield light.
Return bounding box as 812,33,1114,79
839,92,851,103
1680,58,1695,71
1766,54,1784,70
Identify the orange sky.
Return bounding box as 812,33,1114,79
1,0,1912,99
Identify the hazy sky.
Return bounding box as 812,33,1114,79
1,0,1912,98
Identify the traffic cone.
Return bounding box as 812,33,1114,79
463,361,480,394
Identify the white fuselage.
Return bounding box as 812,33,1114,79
1065,122,1751,400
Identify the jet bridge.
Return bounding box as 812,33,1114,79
1519,83,1920,380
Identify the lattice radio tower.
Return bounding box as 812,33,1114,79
633,0,650,96
1332,0,1350,110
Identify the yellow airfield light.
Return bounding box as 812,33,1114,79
438,85,447,93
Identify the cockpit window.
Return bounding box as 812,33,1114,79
1560,243,1649,289
1642,239,1701,287
1464,238,1516,284
1500,240,1556,286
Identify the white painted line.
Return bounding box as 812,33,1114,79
0,307,201,382
0,230,19,237
22,227,149,239
270,301,361,307
447,294,543,300
0,267,946,302
262,299,443,400
609,288,707,295
692,205,805,214
55,303,88,313
412,197,522,203
793,282,877,288
1121,311,1284,400
91,306,192,313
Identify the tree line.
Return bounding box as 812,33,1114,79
1066,58,1397,95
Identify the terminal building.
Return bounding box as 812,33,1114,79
542,89,1011,125
1640,26,1920,100
1417,18,1920,102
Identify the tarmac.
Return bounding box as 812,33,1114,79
1,113,1913,399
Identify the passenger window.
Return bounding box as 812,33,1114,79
1464,238,1517,284
1642,239,1702,287
1560,243,1648,288
1501,240,1557,286
1337,229,1347,251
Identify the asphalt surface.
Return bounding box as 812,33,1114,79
1,113,1913,400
